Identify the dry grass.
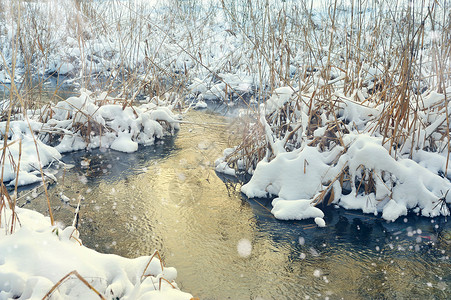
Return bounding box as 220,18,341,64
41,270,106,300
0,1,450,296
217,0,450,206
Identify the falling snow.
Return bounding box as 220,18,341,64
237,239,252,258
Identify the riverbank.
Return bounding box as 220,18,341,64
0,205,193,299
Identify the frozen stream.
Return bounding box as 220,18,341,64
20,107,451,299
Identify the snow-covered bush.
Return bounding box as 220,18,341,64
42,89,180,153
0,89,180,187
210,0,451,224
217,83,451,223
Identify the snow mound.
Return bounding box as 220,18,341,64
0,206,193,300
48,89,180,153
271,198,324,221
241,146,340,199
314,217,326,227
240,134,451,222
222,86,451,222
194,100,207,109
382,199,408,222
0,121,62,186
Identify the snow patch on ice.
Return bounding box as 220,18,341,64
271,198,324,221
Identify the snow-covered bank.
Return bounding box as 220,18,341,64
0,89,180,187
216,85,451,224
0,205,193,299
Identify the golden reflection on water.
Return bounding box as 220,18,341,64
22,109,450,299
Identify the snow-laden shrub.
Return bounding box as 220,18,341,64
217,84,451,223
0,89,180,186
41,89,180,153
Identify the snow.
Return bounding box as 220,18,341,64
219,85,451,223
110,133,139,153
271,198,324,221
237,239,252,258
214,148,237,176
241,146,341,200
194,100,207,109
8,171,41,187
0,90,179,186
214,161,236,176
382,200,408,222
314,217,326,227
343,134,451,219
0,123,62,185
265,87,296,114
313,269,322,277
0,206,192,299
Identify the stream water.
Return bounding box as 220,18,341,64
19,106,451,299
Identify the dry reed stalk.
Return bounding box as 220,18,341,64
0,196,3,228
0,182,20,235
10,138,21,233
141,250,165,282
41,270,106,300
159,277,176,290
1,58,16,231
312,162,348,206
23,114,55,225
72,195,82,229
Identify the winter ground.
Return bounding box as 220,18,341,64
0,206,193,299
1,0,451,298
